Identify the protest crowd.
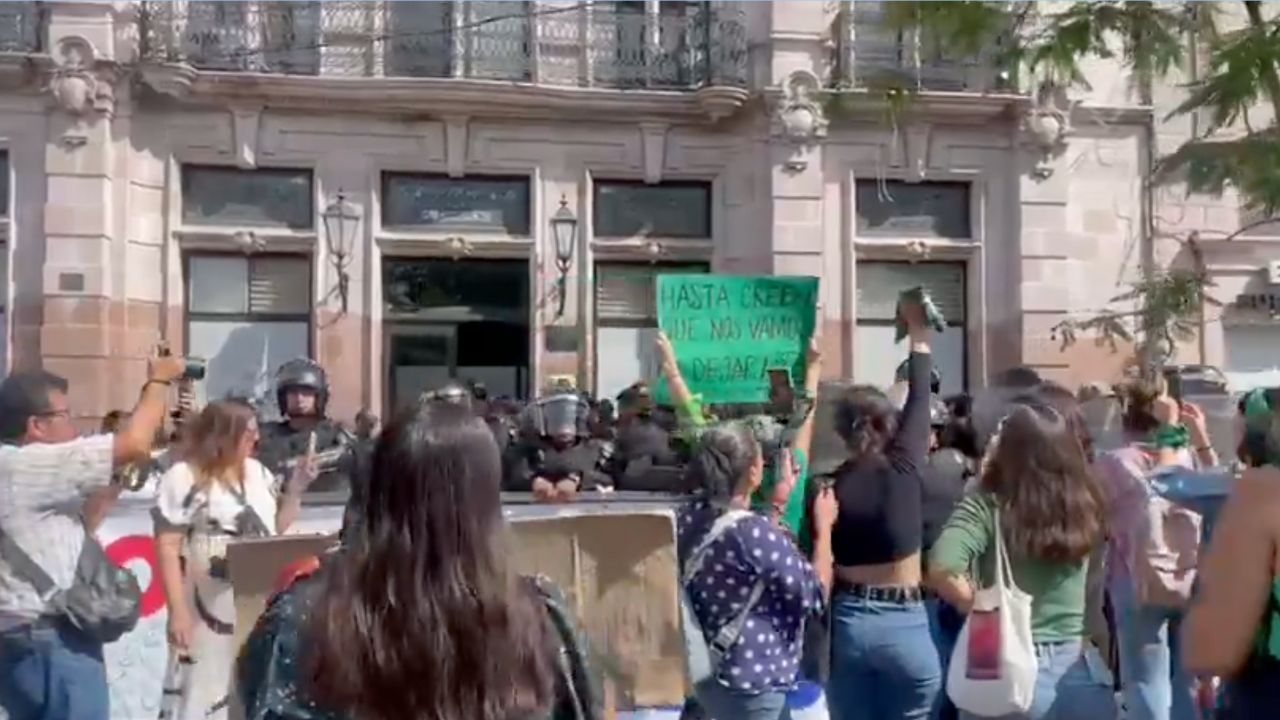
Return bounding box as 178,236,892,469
1,286,1278,720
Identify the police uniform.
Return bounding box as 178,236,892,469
254,358,355,495
507,393,615,493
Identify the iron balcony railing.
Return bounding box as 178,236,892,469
834,0,1012,93
0,2,43,54
139,1,748,90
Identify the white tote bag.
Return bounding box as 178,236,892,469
946,507,1039,717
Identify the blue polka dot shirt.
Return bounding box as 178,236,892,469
678,501,824,694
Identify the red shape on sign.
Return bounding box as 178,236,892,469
274,555,321,596
104,535,166,618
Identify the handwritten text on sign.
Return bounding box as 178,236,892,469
657,275,818,404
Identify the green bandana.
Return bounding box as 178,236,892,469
1151,424,1190,450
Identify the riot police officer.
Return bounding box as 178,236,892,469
508,391,614,501
611,382,682,492
256,358,355,494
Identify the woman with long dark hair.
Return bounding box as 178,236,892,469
237,402,598,720
154,399,316,720
679,422,837,719
928,400,1116,719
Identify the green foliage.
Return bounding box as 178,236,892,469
1050,267,1220,360
1156,6,1280,215
891,1,1280,370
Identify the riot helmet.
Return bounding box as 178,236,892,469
420,382,471,410
523,393,589,445
895,358,942,395
275,358,328,418
616,382,654,420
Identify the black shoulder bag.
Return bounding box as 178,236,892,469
0,524,141,643
525,575,603,720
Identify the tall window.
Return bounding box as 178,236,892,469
854,261,967,396
385,1,531,80
846,0,999,92
594,261,709,400
593,180,711,239
181,165,314,230
261,1,322,75
185,254,312,416
593,1,706,88
0,151,8,371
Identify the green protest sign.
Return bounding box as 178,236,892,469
656,274,819,405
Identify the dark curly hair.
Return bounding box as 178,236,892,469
833,385,898,463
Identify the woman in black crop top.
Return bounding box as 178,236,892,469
825,302,941,720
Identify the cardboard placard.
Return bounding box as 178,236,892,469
227,506,684,714
656,274,818,405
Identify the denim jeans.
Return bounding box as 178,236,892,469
0,621,110,720
1112,580,1196,720
827,595,942,720
927,597,965,720
958,641,1116,720
694,679,791,720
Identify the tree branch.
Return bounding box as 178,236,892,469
1243,0,1280,122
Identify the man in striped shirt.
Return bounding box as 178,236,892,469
0,355,186,720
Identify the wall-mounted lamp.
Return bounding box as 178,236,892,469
550,195,579,318
322,190,360,315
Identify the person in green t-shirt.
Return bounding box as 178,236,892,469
654,331,822,544
927,400,1114,720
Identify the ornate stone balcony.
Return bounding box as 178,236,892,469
833,0,1013,95
137,1,751,123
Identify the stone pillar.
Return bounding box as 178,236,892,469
40,3,135,424
767,69,832,363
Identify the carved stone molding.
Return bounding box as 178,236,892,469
443,116,469,178
139,62,198,99
639,122,669,185
694,86,750,122
47,35,119,117
133,62,749,124
1021,83,1075,180
891,124,933,181
231,106,262,169
768,70,829,172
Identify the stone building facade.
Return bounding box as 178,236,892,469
1,1,1277,425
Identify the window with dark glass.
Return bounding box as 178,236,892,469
185,254,312,416
181,166,314,229
593,180,711,239
382,173,531,235
855,180,971,239
382,258,530,404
